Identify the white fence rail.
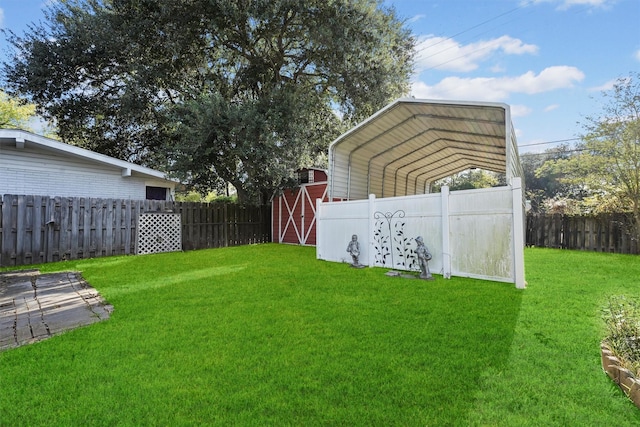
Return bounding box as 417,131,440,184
316,178,525,288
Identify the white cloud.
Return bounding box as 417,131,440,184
557,0,611,9
529,0,612,10
588,78,617,92
544,104,560,112
634,49,640,62
414,35,538,73
407,14,426,24
511,105,533,117
411,66,585,101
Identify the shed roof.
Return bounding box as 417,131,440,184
0,128,177,182
328,98,522,200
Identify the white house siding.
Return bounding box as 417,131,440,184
0,143,168,199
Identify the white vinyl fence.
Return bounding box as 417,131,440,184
316,178,525,288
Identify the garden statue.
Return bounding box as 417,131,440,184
415,236,434,280
346,234,364,268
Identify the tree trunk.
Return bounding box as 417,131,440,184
232,182,250,205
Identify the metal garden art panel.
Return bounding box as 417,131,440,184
373,209,418,271
137,212,182,255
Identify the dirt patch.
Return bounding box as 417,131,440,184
0,270,113,351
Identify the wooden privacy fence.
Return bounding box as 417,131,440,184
0,194,271,267
526,213,639,254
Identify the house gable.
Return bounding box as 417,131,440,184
0,129,177,199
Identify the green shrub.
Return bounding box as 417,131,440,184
603,295,640,375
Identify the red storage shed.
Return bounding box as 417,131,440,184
272,168,331,245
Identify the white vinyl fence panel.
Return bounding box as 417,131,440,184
448,187,514,281
316,199,370,264
316,178,525,288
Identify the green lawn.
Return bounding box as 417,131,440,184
1,244,639,426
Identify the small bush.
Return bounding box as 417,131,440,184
603,295,640,376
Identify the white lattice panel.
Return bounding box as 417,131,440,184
137,213,182,255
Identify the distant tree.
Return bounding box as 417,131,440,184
539,72,640,235
521,143,583,212
174,188,237,203
174,191,206,203
432,169,501,192
2,0,414,204
540,197,582,215
0,90,36,129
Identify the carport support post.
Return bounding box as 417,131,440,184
315,197,323,258
440,186,452,279
511,177,526,289
368,193,376,267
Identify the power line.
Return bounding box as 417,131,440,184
518,138,585,158
518,137,582,148
520,147,589,157
414,0,535,56
414,0,538,72
413,1,596,73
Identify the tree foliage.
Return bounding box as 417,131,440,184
539,72,640,233
520,143,585,213
2,0,414,203
0,90,36,129
431,169,503,192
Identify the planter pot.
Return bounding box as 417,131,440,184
601,342,640,409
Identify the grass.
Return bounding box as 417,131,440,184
1,244,640,426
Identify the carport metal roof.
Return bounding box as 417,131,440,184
328,98,523,200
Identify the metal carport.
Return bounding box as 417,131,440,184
328,98,523,200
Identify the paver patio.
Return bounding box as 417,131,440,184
0,270,112,351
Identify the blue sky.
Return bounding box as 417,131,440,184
388,0,640,153
0,0,638,153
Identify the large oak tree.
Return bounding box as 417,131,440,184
2,0,414,203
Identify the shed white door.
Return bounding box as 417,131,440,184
273,183,328,245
